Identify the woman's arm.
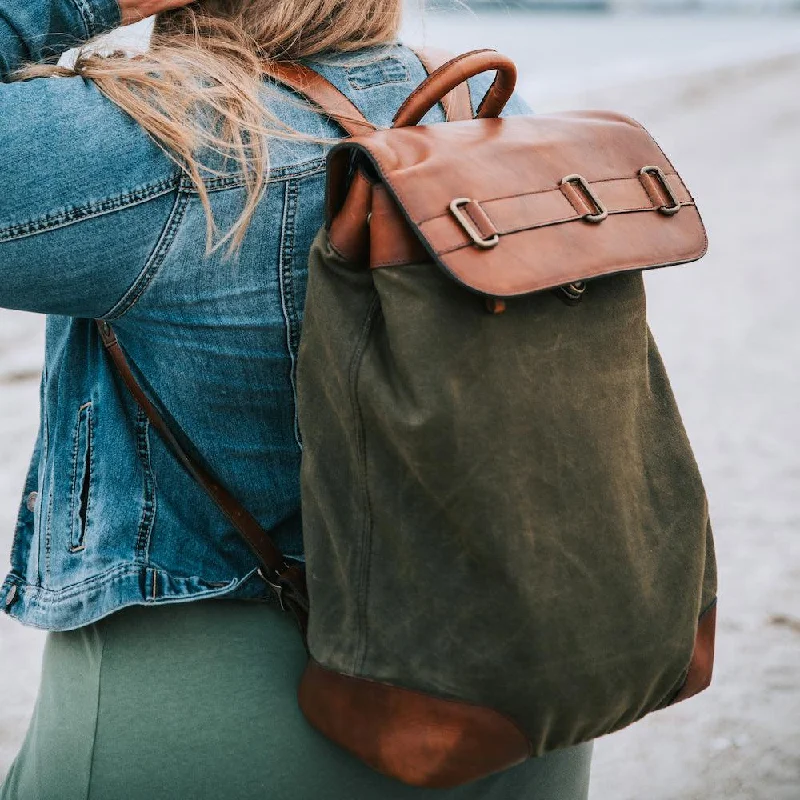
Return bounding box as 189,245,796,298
0,0,197,318
0,0,195,78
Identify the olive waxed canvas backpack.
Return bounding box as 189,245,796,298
96,49,717,790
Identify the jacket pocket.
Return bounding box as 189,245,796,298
69,402,93,553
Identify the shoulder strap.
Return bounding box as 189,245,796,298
267,61,377,137
93,321,309,634
267,50,474,136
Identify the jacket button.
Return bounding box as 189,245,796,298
26,491,38,512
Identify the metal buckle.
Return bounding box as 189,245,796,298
560,281,587,301
560,174,608,223
639,166,681,216
449,198,500,249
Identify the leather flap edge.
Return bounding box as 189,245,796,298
326,113,708,298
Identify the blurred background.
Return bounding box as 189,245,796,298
1,2,799,798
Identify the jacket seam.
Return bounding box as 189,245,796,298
66,0,94,39
100,179,189,320
133,410,157,562
0,175,180,243
1,563,259,606
278,179,303,450
187,159,327,193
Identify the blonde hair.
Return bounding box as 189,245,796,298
16,0,403,253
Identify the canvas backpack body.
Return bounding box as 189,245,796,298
96,49,717,790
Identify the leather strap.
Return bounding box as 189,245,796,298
393,49,517,128
267,61,376,137
412,47,474,122
93,320,309,635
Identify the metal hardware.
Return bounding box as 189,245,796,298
258,567,286,611
560,174,608,223
449,198,500,249
561,281,586,300
639,166,681,216
557,281,587,305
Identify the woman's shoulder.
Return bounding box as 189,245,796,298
259,42,532,175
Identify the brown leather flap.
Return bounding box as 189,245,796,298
327,111,707,297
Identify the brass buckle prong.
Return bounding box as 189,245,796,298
560,174,608,223
449,198,500,249
639,166,681,216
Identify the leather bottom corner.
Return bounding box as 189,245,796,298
671,601,718,705
297,658,531,789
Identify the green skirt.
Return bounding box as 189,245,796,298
1,600,592,799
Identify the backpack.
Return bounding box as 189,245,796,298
97,49,717,790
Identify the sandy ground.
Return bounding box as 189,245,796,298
1,12,799,799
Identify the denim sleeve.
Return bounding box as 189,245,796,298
0,1,185,318
0,0,120,78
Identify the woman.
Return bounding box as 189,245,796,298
0,0,593,796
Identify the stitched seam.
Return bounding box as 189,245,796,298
188,159,327,193
133,410,156,561
350,292,381,674
372,255,422,269
2,563,255,606
0,176,179,243
101,184,189,320
278,179,303,449
66,0,94,39
44,467,54,583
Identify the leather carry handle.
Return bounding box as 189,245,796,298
413,47,474,122
93,321,310,635
393,49,517,128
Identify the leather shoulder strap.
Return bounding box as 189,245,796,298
268,51,474,136
93,320,309,628
412,47,474,122
267,61,377,137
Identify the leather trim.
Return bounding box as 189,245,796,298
327,111,708,296
298,659,531,788
673,601,717,704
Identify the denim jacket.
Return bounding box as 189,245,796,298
0,0,529,631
